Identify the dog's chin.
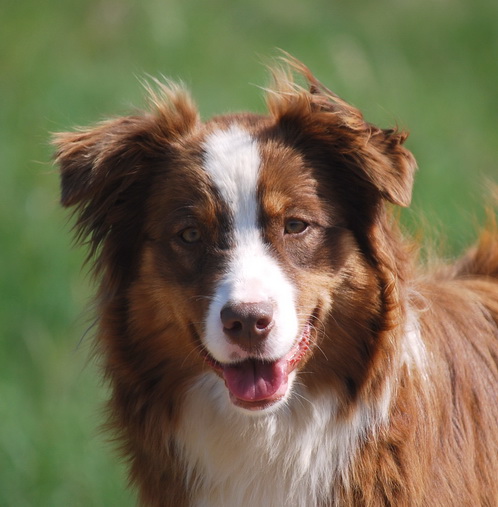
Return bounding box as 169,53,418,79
202,322,311,412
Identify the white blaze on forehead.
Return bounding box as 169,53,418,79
202,125,260,231
202,125,299,363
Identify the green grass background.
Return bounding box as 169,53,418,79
1,0,497,505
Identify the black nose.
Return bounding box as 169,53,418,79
220,301,274,351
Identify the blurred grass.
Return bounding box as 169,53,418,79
0,0,497,505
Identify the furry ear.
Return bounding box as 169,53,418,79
266,55,417,207
362,128,416,207
54,82,198,209
53,83,199,281
54,116,150,209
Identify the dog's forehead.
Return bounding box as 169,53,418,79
201,125,260,225
199,122,317,215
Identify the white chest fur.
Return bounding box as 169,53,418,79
175,373,390,507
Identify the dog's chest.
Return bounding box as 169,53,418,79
174,373,373,507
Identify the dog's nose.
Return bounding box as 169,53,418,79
220,301,274,350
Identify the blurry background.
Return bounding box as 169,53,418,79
1,0,497,505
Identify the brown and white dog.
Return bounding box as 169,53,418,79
54,57,498,506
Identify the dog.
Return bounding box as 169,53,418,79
54,56,498,506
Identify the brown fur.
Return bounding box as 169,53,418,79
54,56,498,506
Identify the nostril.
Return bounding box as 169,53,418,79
224,319,242,332
220,306,243,334
256,316,272,330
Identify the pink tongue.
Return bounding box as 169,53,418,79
222,359,288,402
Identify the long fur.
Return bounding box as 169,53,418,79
54,56,498,506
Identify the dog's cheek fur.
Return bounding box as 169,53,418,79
100,249,207,506
304,243,386,403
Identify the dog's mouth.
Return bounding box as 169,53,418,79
202,321,312,411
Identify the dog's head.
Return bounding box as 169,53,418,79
54,58,416,412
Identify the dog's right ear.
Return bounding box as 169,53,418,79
54,116,148,208
54,84,198,209
53,84,199,271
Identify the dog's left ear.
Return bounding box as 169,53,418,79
307,94,417,208
306,68,416,208
267,56,417,207
357,127,416,207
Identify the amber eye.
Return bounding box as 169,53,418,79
179,227,201,243
284,219,308,235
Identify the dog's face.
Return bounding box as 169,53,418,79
142,119,349,411
55,60,416,413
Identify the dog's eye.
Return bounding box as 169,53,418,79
179,227,201,244
284,219,308,235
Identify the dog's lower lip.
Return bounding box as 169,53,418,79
201,320,312,408
229,392,286,411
